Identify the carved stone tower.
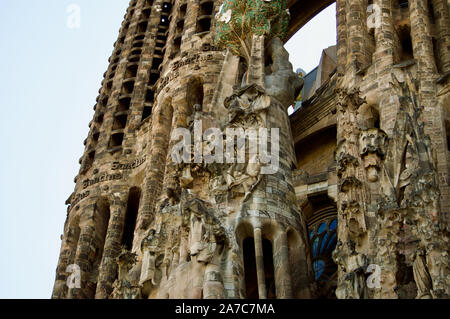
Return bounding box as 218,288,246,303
53,0,450,299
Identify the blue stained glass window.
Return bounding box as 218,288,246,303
320,233,329,253
312,237,320,257
309,216,338,283
318,222,327,234
329,219,337,231
327,233,337,251
314,260,325,280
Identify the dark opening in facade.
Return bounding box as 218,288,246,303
162,2,172,13
85,150,96,170
109,133,124,148
148,71,160,86
122,187,141,250
152,57,163,70
137,21,148,33
133,41,144,48
100,96,109,108
262,239,276,299
432,37,441,73
113,114,128,130
156,33,167,42
180,3,187,17
200,1,214,15
428,2,435,24
172,35,182,57
196,16,212,33
118,97,131,112
186,77,204,112
142,106,152,121
146,90,155,103
160,16,170,26
243,237,259,299
95,113,104,124
237,57,248,85
122,79,135,94
398,26,414,61
92,132,100,143
106,80,113,93
396,0,409,9
125,64,138,79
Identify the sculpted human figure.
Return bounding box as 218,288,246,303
412,249,433,299
139,229,164,298
110,249,141,299
334,240,368,299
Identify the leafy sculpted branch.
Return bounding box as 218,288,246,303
214,0,290,63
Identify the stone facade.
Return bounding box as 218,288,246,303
53,0,450,299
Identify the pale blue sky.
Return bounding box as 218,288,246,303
0,1,336,299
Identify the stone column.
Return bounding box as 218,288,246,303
410,0,448,221
52,222,80,299
137,101,173,231
69,223,96,299
374,0,395,65
373,0,398,134
410,0,438,76
336,0,348,75
346,0,371,69
431,0,450,73
95,201,127,299
253,227,267,299
273,230,293,299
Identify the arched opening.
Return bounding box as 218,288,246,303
196,0,214,34
262,238,276,299
237,56,248,86
243,237,258,299
306,194,338,299
186,77,204,114
122,187,141,250
358,104,380,130
286,3,337,111
396,25,414,62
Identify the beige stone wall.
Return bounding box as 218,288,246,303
53,0,450,300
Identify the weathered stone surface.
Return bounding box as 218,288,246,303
52,0,450,300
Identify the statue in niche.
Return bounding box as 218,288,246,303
359,128,387,183
187,104,204,129
333,240,368,299
139,229,165,298
181,197,226,299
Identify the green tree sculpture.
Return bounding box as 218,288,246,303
214,0,290,63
